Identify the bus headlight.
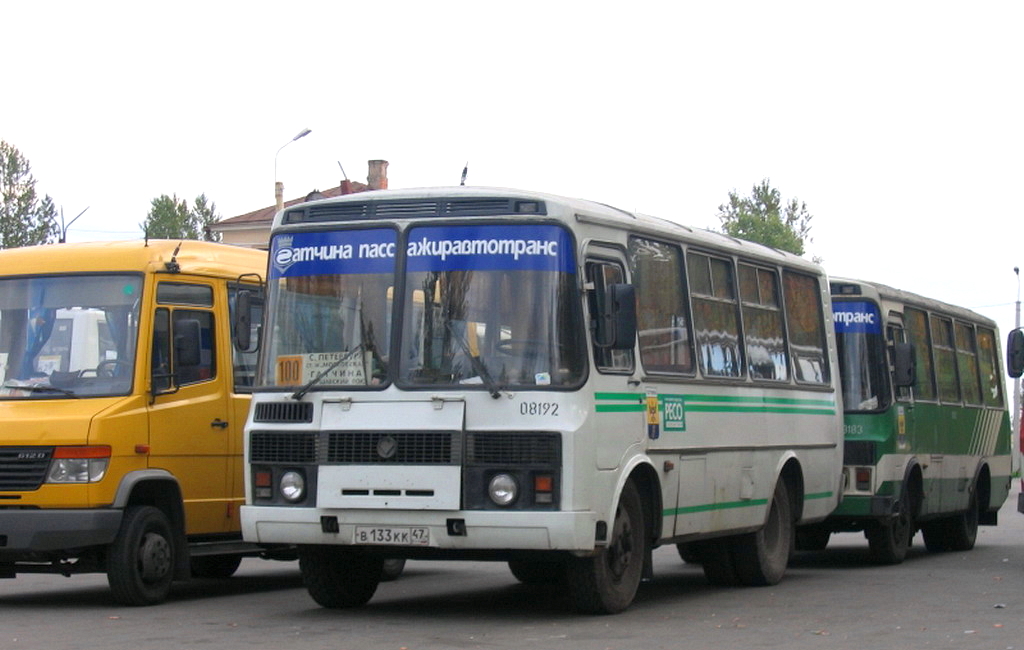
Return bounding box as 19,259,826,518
280,470,306,502
488,473,518,506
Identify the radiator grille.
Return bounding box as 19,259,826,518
0,447,53,491
253,402,313,423
250,432,318,463
466,433,560,465
327,432,454,464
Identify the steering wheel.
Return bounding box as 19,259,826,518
95,359,132,378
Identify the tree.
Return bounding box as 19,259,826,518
141,193,221,242
717,179,813,257
0,140,59,249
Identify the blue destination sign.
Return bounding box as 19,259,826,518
833,301,882,334
270,229,397,278
406,224,575,273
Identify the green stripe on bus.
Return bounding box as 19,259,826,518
595,395,835,415
664,498,769,516
804,491,833,500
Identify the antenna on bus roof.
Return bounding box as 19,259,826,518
460,162,468,186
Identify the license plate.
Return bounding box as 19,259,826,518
354,526,430,546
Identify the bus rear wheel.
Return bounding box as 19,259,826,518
922,486,979,553
299,546,383,608
566,481,645,614
732,480,793,586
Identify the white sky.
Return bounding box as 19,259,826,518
5,1,1023,344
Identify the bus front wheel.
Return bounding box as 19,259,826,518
866,488,912,564
566,481,645,614
106,506,175,606
299,546,382,608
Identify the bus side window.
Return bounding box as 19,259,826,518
904,307,936,401
931,315,961,403
977,327,1004,407
586,260,634,373
688,252,743,378
782,271,830,384
628,237,693,375
229,285,264,390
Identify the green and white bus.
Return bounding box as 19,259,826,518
239,187,844,614
803,278,1012,563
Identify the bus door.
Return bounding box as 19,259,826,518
147,280,233,534
584,249,643,472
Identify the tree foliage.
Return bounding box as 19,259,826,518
141,193,222,242
717,179,813,257
0,141,59,249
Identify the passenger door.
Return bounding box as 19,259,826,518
147,280,233,535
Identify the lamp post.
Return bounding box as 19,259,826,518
1015,267,1021,474
274,128,312,213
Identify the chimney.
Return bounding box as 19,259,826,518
339,179,353,195
368,160,389,190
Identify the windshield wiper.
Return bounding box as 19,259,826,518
291,344,365,401
2,383,79,398
446,321,502,399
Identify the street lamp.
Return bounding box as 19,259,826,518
1014,267,1021,474
274,128,312,213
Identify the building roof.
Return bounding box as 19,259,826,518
213,181,371,230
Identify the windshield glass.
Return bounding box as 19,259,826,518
0,274,142,399
260,229,396,388
399,224,584,389
833,300,889,412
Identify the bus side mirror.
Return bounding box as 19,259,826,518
604,283,637,351
174,319,202,367
234,290,253,351
1007,329,1024,379
892,342,916,388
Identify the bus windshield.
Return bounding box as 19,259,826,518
0,274,142,399
833,300,889,412
259,224,585,391
400,224,584,389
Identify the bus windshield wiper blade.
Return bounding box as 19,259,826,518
291,344,364,401
446,321,503,399
2,383,79,398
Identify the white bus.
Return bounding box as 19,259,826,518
240,187,844,613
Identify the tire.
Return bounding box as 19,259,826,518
566,481,646,614
675,542,703,564
299,546,382,608
508,559,566,585
923,486,979,553
190,554,243,579
700,538,741,586
106,506,176,606
795,526,831,552
866,488,912,564
380,558,406,581
732,480,793,586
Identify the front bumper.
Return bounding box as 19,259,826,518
241,505,599,552
0,509,122,556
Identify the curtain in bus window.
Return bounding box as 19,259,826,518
955,323,982,405
739,264,788,381
688,253,742,378
781,271,829,384
977,327,1004,407
628,237,693,374
931,315,960,402
904,308,936,400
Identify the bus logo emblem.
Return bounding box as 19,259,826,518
377,436,398,460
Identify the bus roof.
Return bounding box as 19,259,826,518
274,186,820,273
0,240,267,279
831,276,997,329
